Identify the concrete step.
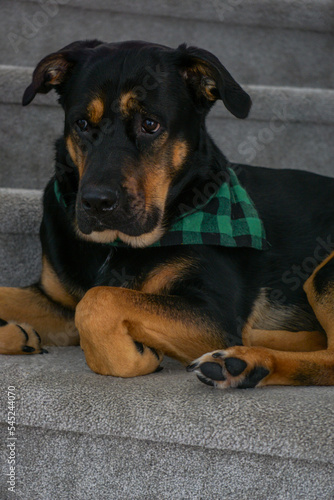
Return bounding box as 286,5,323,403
22,0,334,32
0,188,42,287
1,347,334,499
1,0,334,88
1,65,334,188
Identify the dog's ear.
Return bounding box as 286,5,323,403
22,39,103,106
177,44,251,118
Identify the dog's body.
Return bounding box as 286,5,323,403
1,40,334,388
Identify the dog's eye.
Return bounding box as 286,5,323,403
141,118,160,134
76,119,89,132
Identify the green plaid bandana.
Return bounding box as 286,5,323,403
54,167,268,250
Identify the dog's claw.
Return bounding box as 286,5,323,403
186,362,198,372
197,374,215,386
22,345,35,353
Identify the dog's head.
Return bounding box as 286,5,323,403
23,40,251,247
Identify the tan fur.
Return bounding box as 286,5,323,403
141,258,195,294
0,287,78,347
172,140,188,170
42,56,72,86
204,254,334,387
245,328,327,352
76,133,185,248
304,251,334,350
143,166,170,211
77,226,166,248
87,97,104,124
119,91,141,117
41,256,79,309
66,135,86,178
0,322,41,354
245,288,319,332
195,346,334,387
76,286,223,376
184,62,217,101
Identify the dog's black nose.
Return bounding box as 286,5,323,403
81,187,119,214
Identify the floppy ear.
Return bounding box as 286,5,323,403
22,39,103,106
177,44,251,119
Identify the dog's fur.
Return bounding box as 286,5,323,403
1,40,334,388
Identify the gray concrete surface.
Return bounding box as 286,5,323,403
1,64,334,188
2,0,334,87
22,0,334,31
1,348,334,499
0,188,42,286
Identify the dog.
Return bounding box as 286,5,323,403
0,39,334,389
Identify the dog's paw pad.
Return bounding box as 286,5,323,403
188,347,272,389
199,361,226,381
224,357,247,377
237,366,270,389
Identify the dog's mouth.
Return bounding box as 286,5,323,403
75,203,164,247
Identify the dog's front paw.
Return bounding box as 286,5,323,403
0,319,47,355
187,346,272,389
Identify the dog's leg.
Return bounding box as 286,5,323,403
245,328,327,352
75,287,224,377
0,286,78,354
0,258,79,355
188,252,334,388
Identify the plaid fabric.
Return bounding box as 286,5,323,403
54,167,268,250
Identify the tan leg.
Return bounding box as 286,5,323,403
0,285,79,354
245,328,327,352
188,252,334,388
0,255,82,355
75,286,223,377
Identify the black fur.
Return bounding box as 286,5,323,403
313,258,334,297
24,40,334,353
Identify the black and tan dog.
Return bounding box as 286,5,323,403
1,40,334,389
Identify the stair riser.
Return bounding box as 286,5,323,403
1,102,333,189
2,0,334,88
0,234,41,287
21,0,334,32
208,120,334,178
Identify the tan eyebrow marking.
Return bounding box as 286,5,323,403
119,90,142,117
87,97,104,124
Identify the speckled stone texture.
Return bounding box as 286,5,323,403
0,188,42,286
1,348,334,500
0,0,334,188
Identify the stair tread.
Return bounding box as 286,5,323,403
1,345,334,465
2,1,333,88
23,0,334,33
0,187,42,234
1,65,333,125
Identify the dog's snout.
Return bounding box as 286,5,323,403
81,186,119,214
